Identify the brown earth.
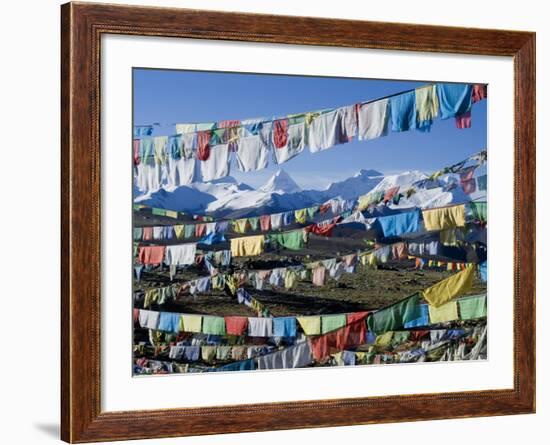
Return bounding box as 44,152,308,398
133,213,486,317
135,259,486,317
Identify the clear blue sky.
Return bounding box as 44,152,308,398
133,69,487,190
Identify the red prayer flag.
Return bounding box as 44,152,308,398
461,179,476,194
195,223,207,238
273,119,289,149
346,311,370,324
308,318,366,361
197,130,211,161
259,215,271,231
383,186,400,203
392,242,409,260
472,84,487,103
224,316,249,336
460,166,477,194
138,245,166,265
133,139,141,166
142,227,153,241
410,330,430,341
455,111,472,129
305,222,337,237
218,120,240,128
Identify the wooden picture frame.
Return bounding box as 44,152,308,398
61,2,535,442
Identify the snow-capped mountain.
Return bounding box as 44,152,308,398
368,170,428,193
134,167,485,218
324,169,383,200
259,169,302,194
135,168,384,218
374,170,483,210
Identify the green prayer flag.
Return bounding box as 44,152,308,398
367,293,421,334
287,113,306,125
140,138,154,165
202,316,226,335
469,201,487,222
321,314,347,334
248,217,260,231
152,207,167,216
458,295,487,320
268,229,306,250
184,225,195,239
210,128,226,145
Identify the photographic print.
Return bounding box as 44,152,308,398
61,5,535,440
132,69,488,375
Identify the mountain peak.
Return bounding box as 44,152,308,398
353,169,384,178
368,170,429,194
322,169,383,199
259,169,302,194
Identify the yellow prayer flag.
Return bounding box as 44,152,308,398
179,314,202,333
422,264,475,307
415,85,439,122
143,289,160,308
173,225,185,239
296,316,321,335
201,345,217,363
232,218,249,234
332,352,345,366
428,301,459,323
165,210,178,219
284,269,299,289
358,194,373,211
295,208,307,224
230,235,265,257
153,136,168,165
375,331,394,347
149,329,164,346
362,253,377,269
422,204,466,231
305,111,321,126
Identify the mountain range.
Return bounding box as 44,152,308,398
134,167,477,218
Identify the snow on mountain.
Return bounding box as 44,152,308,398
135,169,353,218
369,170,428,194
378,170,484,210
204,172,324,218
323,169,383,200
134,176,254,213
259,169,302,194
393,187,465,210
133,167,484,217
